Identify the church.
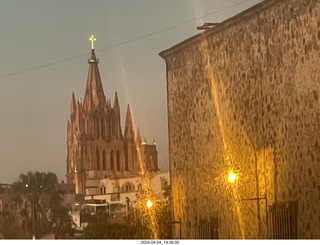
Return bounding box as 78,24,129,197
66,36,159,196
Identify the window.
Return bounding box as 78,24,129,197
268,202,298,239
195,218,218,239
117,150,120,171
122,182,135,192
110,150,114,171
102,150,107,171
125,151,129,171
96,118,100,138
96,148,100,170
108,118,111,138
101,118,105,138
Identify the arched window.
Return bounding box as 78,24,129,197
110,150,114,171
125,148,129,171
85,120,88,134
102,150,107,171
117,150,120,171
108,118,111,138
101,118,105,138
122,182,135,193
96,148,100,170
95,118,100,138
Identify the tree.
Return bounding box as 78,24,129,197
127,186,172,239
10,171,72,239
84,222,131,239
0,211,15,238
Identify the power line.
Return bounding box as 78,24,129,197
0,0,258,79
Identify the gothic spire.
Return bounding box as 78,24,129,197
124,104,135,138
83,36,106,112
112,92,122,139
107,99,111,110
113,92,120,113
70,93,77,122
136,127,141,144
74,100,82,131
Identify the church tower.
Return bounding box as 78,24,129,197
66,36,158,195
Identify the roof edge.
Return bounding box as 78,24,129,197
159,0,283,59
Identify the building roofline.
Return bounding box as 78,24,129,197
159,0,282,59
0,183,12,187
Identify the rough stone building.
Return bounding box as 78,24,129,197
160,0,320,239
67,46,158,195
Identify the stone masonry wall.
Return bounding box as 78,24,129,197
161,0,320,239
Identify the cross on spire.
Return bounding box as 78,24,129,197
89,35,96,50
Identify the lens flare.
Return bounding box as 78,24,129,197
146,199,153,208
228,171,236,183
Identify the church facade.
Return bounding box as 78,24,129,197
66,45,158,195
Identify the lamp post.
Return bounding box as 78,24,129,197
240,192,268,226
227,170,268,237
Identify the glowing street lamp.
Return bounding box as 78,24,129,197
226,168,269,229
228,171,237,183
146,199,153,208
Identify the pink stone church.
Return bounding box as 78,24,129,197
66,41,159,196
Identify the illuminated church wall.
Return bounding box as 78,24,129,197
161,0,320,239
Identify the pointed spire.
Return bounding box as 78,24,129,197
124,104,135,138
88,49,98,63
111,92,122,139
67,120,73,141
136,127,141,144
107,99,111,110
74,102,80,129
83,49,106,112
113,92,120,113
74,100,84,134
70,93,77,122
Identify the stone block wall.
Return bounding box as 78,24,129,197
160,0,320,239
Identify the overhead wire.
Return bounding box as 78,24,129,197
0,0,260,79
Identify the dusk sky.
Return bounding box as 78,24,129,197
0,0,262,184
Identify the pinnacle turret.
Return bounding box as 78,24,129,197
113,92,120,113
136,127,141,144
70,93,77,122
124,104,135,138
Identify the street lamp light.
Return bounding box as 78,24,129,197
226,170,268,233
146,199,153,208
228,171,237,183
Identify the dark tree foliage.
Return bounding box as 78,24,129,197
127,186,172,239
9,171,72,239
0,211,15,238
84,222,132,239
